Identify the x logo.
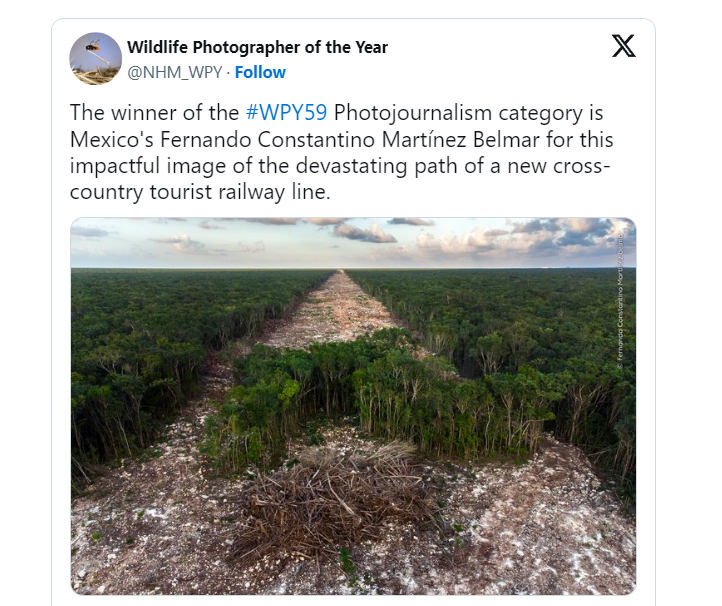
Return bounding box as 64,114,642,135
612,34,636,57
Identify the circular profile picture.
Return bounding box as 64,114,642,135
69,32,122,85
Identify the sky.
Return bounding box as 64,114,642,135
68,32,123,71
70,217,636,269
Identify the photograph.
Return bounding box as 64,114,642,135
68,32,122,85
70,217,636,595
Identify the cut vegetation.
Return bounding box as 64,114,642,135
71,269,635,595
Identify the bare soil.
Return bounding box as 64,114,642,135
70,271,635,595
259,270,401,349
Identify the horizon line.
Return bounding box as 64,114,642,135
70,265,638,270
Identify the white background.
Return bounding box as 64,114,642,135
52,20,653,217
53,20,652,604
1,2,717,605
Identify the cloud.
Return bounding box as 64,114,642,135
333,222,397,243
238,240,266,253
306,218,348,226
126,218,188,223
368,244,413,261
387,218,436,226
609,218,637,246
150,234,207,254
526,237,558,255
198,220,223,230
510,218,560,234
556,231,596,247
502,218,634,253
152,236,187,244
485,228,509,237
70,225,112,238
127,218,187,224
416,227,498,256
557,218,612,247
562,218,611,235
615,218,636,236
244,218,299,225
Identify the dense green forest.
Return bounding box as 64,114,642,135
202,330,562,472
72,268,636,502
71,269,332,486
347,269,636,498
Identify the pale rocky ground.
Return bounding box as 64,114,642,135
258,269,400,349
70,271,635,595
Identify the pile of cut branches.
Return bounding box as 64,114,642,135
228,442,440,565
